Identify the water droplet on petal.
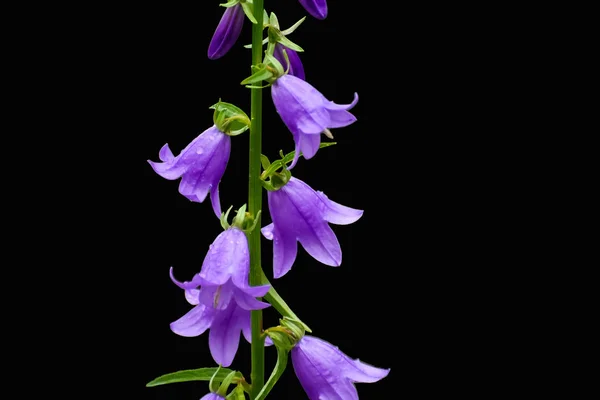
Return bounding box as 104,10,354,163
196,147,204,155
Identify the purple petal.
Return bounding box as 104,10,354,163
325,92,359,111
298,132,321,160
289,132,302,169
298,336,390,384
271,75,330,136
209,181,222,217
169,267,202,304
317,191,363,225
261,223,274,240
208,4,245,60
326,109,357,129
240,311,274,346
170,303,215,337
266,192,300,278
200,393,226,400
198,283,234,310
273,44,306,80
208,302,244,367
199,228,249,287
236,283,270,298
148,126,230,208
298,0,328,20
282,178,341,266
233,288,271,310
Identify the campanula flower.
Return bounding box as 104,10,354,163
292,335,390,400
273,43,305,80
148,125,230,218
271,74,358,168
200,394,225,400
169,227,271,366
208,4,245,59
298,0,328,20
262,177,363,278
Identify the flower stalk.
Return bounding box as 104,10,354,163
248,0,265,398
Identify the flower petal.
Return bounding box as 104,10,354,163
298,132,322,160
200,228,248,287
326,109,357,129
266,192,300,278
298,0,328,20
200,392,225,400
209,181,222,218
325,92,359,111
208,302,244,367
261,223,274,240
159,143,175,162
317,191,363,225
198,283,235,310
271,75,330,135
240,310,274,346
170,303,215,337
283,178,342,266
273,44,306,80
233,288,271,310
169,267,202,304
208,4,245,60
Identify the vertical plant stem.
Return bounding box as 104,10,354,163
249,0,265,398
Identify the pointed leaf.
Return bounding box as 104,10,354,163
226,385,246,400
281,16,307,36
240,2,258,24
146,368,241,387
254,345,289,400
240,66,273,85
277,34,304,52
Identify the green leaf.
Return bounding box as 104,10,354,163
240,2,258,24
281,16,306,36
227,385,246,400
255,344,289,400
281,142,336,165
240,66,273,85
146,368,241,387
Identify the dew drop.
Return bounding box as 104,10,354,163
196,147,204,155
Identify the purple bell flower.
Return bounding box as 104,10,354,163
262,177,363,278
169,227,271,367
148,125,230,218
273,43,305,80
208,4,245,59
200,394,225,400
292,335,390,400
271,74,358,168
298,0,328,20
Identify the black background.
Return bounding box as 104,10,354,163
53,0,510,398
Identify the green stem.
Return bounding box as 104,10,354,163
249,0,265,398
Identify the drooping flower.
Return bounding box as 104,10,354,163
169,226,271,366
298,0,328,20
291,335,390,400
200,393,225,400
148,125,230,218
261,177,363,278
208,4,245,59
271,74,358,168
273,43,305,80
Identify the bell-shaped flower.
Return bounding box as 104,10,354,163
261,177,363,278
271,74,358,168
208,4,245,59
168,226,271,366
273,43,305,80
298,0,328,20
291,335,390,400
148,125,230,218
200,394,225,400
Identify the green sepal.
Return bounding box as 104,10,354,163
254,342,290,400
281,142,337,165
263,53,285,77
210,100,250,136
217,370,238,397
226,385,246,400
260,154,271,170
263,9,269,27
209,365,223,393
219,0,239,7
146,367,241,387
240,65,273,86
243,37,268,49
281,16,306,36
220,206,233,230
269,11,280,29
275,34,304,53
242,210,261,233
240,1,258,24
231,204,247,229
280,316,305,341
